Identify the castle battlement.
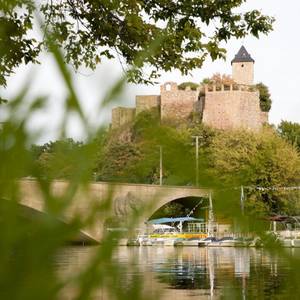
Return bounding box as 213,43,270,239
205,83,259,95
160,82,201,92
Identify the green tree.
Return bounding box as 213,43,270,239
256,82,272,112
132,108,160,141
95,114,198,185
178,82,199,91
278,120,300,150
95,141,142,182
0,0,40,87
1,0,274,86
31,138,85,179
151,202,189,219
208,128,300,214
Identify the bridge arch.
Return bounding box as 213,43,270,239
144,193,210,223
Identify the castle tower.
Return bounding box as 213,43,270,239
231,46,254,85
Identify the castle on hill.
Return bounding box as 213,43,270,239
111,46,268,131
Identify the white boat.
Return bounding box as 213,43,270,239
293,239,300,247
207,237,238,247
162,238,176,246
174,238,203,247
151,238,165,246
137,234,153,246
198,237,218,247
280,238,300,248
139,217,211,246
234,237,258,247
126,238,140,246
145,224,179,246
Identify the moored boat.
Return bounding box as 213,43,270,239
174,238,203,247
280,238,300,248
198,237,218,247
137,234,153,246
126,238,140,246
208,237,236,247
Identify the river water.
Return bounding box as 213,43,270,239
56,246,300,299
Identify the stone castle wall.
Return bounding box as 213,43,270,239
202,84,266,131
111,47,269,131
160,82,199,120
111,83,268,131
111,107,136,129
232,62,254,85
136,95,160,115
260,111,269,124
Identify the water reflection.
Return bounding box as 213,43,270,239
56,246,300,300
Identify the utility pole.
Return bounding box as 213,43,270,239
192,136,200,186
240,185,245,215
159,145,163,186
208,191,214,237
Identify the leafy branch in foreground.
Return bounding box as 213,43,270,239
1,0,274,86
0,0,40,87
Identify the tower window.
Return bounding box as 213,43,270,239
241,64,244,68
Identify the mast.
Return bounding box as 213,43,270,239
208,192,214,236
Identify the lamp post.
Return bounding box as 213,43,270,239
240,185,245,215
159,145,163,186
208,191,214,236
192,136,200,186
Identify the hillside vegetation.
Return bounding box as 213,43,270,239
31,112,300,215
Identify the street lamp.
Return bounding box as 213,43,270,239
158,145,163,186
192,136,200,186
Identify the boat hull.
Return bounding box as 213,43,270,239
281,239,300,248
174,239,202,246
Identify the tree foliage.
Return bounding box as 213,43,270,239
95,141,143,182
0,0,40,87
178,82,199,91
31,138,85,179
30,116,300,215
96,110,196,185
151,202,190,219
94,121,300,215
204,73,235,86
1,0,274,86
209,129,300,214
278,121,300,151
256,82,272,112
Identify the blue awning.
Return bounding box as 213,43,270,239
147,217,204,224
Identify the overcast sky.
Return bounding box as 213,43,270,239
1,0,300,143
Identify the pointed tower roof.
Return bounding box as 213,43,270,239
231,46,255,64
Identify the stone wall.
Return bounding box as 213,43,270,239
111,81,268,131
260,111,269,124
136,95,160,115
232,61,254,85
202,84,267,131
160,82,199,120
111,107,136,129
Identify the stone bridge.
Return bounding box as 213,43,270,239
18,179,210,243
